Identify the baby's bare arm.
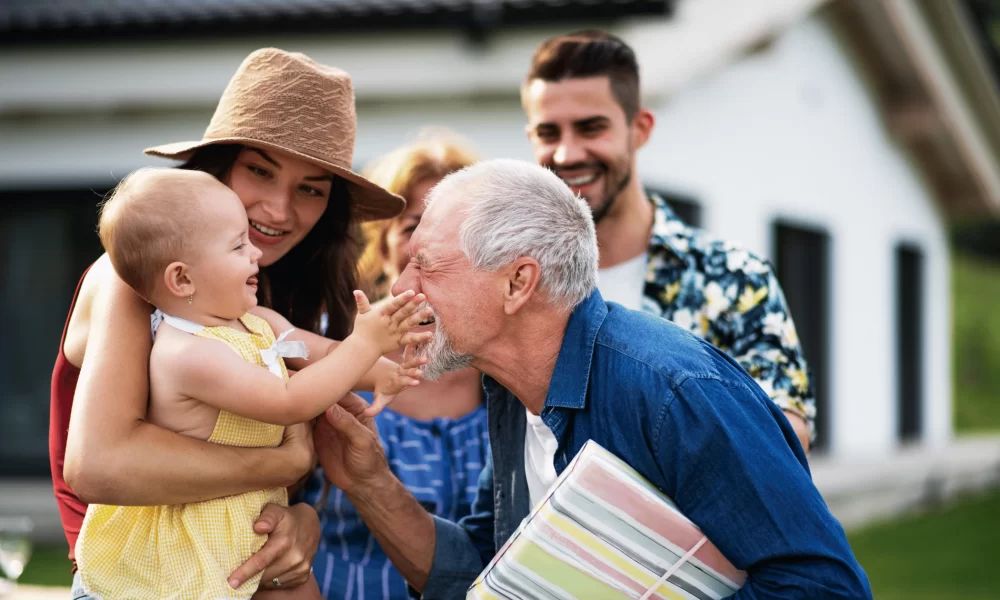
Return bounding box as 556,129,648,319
165,292,432,426
249,305,415,393
164,331,384,426
146,328,226,441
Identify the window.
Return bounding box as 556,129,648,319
773,221,832,451
0,188,106,477
648,188,702,228
896,244,924,443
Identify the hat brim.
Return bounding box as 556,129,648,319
145,138,404,222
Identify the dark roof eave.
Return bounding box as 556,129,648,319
0,1,676,47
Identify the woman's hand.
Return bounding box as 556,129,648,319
279,421,316,482
228,503,321,590
225,423,319,590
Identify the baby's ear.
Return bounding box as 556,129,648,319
163,261,195,299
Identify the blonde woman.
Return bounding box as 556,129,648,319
302,132,487,600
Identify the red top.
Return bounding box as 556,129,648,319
49,268,90,563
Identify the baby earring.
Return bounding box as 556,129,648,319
188,294,194,305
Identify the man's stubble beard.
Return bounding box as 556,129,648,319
588,166,632,225
572,142,636,226
414,321,473,381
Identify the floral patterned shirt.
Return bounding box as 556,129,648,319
640,194,816,435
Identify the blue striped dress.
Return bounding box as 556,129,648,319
301,394,489,600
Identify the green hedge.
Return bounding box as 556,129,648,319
952,252,1000,432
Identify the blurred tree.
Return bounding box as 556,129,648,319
961,0,1000,84
951,219,1000,261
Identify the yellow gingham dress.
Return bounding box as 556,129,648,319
75,313,289,600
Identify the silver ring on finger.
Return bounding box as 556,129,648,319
272,577,281,587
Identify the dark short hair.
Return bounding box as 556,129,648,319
526,30,641,120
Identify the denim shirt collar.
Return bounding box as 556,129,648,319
481,288,607,414
542,289,607,411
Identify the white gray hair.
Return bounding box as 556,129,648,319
429,159,598,310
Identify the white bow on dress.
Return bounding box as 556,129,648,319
260,329,309,378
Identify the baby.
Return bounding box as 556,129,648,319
74,168,432,600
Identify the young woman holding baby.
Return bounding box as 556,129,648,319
49,48,406,598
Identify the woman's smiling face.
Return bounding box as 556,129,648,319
224,145,335,267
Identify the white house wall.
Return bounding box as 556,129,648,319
0,12,949,459
641,14,951,456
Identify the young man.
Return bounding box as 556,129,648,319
521,31,815,451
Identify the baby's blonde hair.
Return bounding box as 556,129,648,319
98,168,222,300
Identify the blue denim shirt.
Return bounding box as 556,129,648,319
424,290,871,599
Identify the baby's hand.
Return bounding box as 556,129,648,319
366,348,428,417
352,290,434,356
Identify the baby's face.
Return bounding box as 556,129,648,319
186,185,264,318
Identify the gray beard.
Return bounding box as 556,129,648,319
414,323,472,381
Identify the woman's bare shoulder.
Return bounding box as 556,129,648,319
76,253,123,305
64,254,151,367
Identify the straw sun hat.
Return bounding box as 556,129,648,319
145,48,403,221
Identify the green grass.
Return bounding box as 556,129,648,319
21,490,1000,594
848,488,1000,598
18,542,73,587
953,252,1000,433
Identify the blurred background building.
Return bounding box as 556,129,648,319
2,0,999,548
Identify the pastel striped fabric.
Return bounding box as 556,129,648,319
467,441,746,600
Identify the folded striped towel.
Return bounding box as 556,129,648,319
467,440,746,599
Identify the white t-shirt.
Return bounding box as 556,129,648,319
598,252,648,311
524,409,560,508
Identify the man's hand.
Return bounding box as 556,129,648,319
228,503,321,590
314,392,438,592
313,393,391,495
783,410,811,455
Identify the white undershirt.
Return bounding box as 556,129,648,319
524,409,560,509
598,252,648,311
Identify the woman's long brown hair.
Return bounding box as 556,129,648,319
179,144,361,339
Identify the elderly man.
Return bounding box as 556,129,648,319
315,160,871,599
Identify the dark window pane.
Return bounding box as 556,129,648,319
896,244,924,442
773,221,831,452
0,189,106,477
648,188,702,228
